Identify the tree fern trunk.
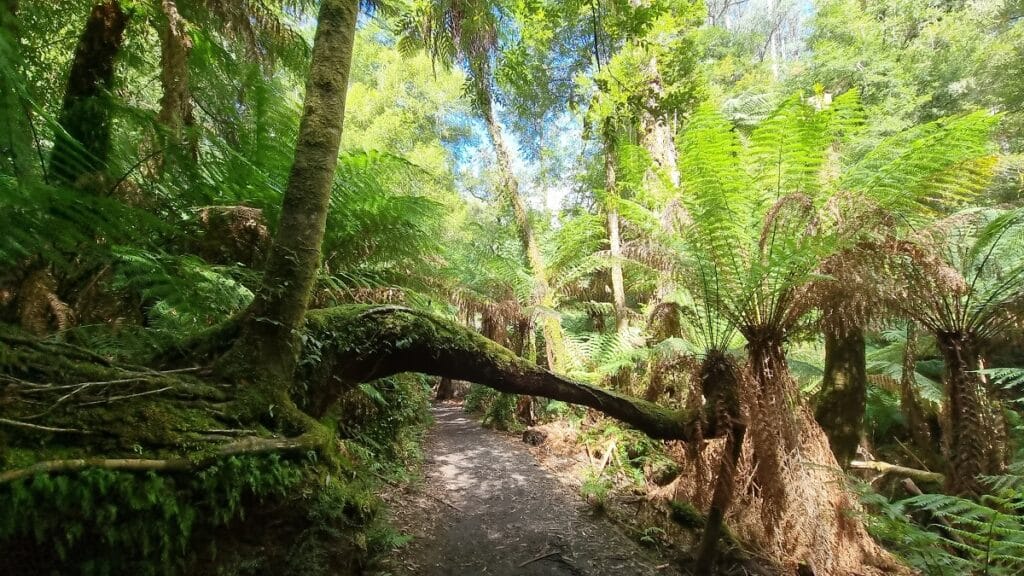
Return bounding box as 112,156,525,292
479,87,568,372
936,331,1006,496
899,322,934,456
226,0,358,383
49,0,128,185
814,324,866,466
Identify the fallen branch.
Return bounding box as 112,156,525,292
0,417,92,435
0,435,314,484
902,478,966,548
850,460,944,484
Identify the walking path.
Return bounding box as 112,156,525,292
381,405,681,575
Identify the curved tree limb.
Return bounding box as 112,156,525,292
302,306,706,441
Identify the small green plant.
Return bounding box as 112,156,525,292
638,526,667,549
580,469,614,509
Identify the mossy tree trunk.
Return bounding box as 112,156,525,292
814,325,866,466
49,0,128,185
936,331,1006,496
0,0,39,183
299,306,701,440
638,56,679,188
225,0,359,385
153,0,195,161
478,84,568,372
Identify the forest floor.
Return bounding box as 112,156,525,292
377,404,683,576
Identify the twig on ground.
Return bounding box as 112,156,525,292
78,386,174,406
518,551,560,568
370,469,463,513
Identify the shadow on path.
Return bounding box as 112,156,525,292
382,405,681,575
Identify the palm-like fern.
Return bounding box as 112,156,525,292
884,207,1024,494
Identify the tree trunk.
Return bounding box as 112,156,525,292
435,377,455,401
737,327,898,574
225,0,359,383
154,0,195,160
604,133,628,334
693,351,745,572
638,56,679,188
0,0,39,182
299,306,702,440
478,88,568,372
814,325,866,466
49,0,128,185
936,331,1006,496
899,322,933,455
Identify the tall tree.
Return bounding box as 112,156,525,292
397,0,570,371
0,0,38,183
225,0,360,384
49,0,129,185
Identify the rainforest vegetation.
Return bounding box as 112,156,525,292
2,0,1024,574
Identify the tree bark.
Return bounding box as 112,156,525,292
694,351,746,572
814,325,866,466
225,0,359,382
604,132,628,334
638,56,679,188
49,0,128,185
936,331,1006,496
0,0,39,182
154,0,195,159
478,87,568,371
435,377,455,401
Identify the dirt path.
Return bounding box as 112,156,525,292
380,405,681,576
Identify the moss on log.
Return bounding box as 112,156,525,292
298,305,705,440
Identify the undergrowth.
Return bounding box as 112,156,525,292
857,462,1024,575
0,373,432,576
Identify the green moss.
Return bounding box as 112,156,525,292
669,500,706,529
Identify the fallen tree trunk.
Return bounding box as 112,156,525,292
299,306,704,441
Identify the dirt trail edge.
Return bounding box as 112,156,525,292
380,405,682,576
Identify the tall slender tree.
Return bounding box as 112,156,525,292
225,0,360,386
397,0,569,370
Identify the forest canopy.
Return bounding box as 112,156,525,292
2,1,1024,575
